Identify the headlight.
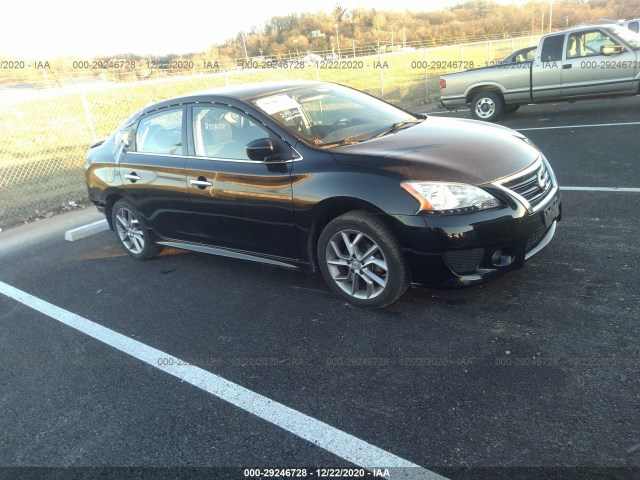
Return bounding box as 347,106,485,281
401,182,501,214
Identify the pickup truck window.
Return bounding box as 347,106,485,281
569,30,620,57
541,35,564,62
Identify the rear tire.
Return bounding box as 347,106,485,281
111,199,163,260
317,211,409,308
470,92,504,121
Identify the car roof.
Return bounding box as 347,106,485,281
142,80,326,113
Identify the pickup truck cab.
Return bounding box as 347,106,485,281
440,24,640,121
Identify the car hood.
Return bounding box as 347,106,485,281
329,117,540,185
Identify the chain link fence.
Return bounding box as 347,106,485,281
0,34,539,230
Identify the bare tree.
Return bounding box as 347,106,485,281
333,4,348,23
609,0,627,18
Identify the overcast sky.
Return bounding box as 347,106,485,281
0,0,529,58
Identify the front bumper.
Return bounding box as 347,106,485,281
388,188,562,289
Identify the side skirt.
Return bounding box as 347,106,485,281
156,240,310,271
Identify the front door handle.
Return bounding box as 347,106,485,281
562,64,572,69
190,177,213,189
124,172,142,182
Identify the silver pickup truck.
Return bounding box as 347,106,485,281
439,24,640,121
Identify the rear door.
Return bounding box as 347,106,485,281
531,34,565,101
185,103,299,259
118,107,198,242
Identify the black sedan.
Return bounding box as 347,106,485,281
86,81,561,308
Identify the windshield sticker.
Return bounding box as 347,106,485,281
279,108,303,123
254,94,302,115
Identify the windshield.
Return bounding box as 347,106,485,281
251,83,418,148
605,25,640,49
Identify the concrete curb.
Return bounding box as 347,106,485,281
64,219,109,241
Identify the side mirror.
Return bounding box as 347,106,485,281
116,129,132,150
601,45,623,55
246,138,276,161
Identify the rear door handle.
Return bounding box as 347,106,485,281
562,64,572,69
124,172,142,182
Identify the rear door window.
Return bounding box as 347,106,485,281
540,35,564,62
135,109,184,155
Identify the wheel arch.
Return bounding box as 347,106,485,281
104,192,125,231
305,197,390,270
465,85,505,104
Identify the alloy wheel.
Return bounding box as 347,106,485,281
114,206,145,255
325,229,389,300
475,97,496,119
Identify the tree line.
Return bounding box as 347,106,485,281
2,0,639,85
214,0,640,60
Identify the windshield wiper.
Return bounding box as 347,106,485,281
320,118,424,148
374,119,423,138
320,137,367,148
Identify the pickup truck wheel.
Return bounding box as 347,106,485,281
503,105,520,114
470,92,504,121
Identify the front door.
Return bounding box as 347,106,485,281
185,104,299,260
562,28,637,98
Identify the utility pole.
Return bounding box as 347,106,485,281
531,15,535,36
334,24,341,58
242,31,249,62
549,1,553,32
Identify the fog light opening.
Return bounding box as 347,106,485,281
492,249,515,267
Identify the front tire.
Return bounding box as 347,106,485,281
317,211,409,308
470,91,504,121
111,199,163,260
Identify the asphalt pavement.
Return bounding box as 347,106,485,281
1,96,639,480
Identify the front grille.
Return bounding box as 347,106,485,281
444,248,485,274
526,224,548,251
502,161,553,209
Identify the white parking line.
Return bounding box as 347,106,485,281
516,121,640,131
0,280,447,480
561,186,640,193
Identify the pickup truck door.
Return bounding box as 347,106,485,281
531,34,565,101
561,28,637,98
